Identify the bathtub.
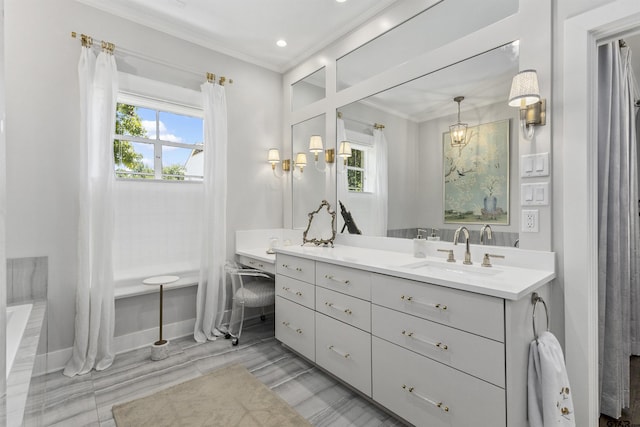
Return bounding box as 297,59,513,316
6,304,32,378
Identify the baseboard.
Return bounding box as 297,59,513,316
34,318,196,375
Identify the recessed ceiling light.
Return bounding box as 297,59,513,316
336,0,347,3
276,39,287,47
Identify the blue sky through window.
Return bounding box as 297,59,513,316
135,107,203,168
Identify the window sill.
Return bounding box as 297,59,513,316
114,274,199,299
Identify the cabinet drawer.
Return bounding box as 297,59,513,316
236,255,275,275
372,337,505,427
276,254,315,284
372,305,504,387
275,296,315,362
316,286,371,332
316,313,372,396
316,262,371,300
276,275,315,309
371,274,504,341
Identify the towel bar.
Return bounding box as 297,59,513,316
532,292,549,344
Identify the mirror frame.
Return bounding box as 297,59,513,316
302,200,337,247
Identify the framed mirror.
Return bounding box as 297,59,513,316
336,41,521,247
303,200,337,247
336,0,518,90
292,67,326,111
292,114,332,229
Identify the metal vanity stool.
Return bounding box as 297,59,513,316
224,262,275,346
142,275,179,360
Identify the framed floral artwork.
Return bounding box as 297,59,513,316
443,119,510,224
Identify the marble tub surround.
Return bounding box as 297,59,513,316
276,238,555,300
21,319,404,427
6,257,47,304
1,300,46,427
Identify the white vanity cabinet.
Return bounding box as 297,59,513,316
275,254,316,362
275,251,548,427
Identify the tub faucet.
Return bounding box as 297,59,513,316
453,226,472,265
480,224,493,245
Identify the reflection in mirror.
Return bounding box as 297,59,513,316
292,67,326,111
292,114,331,229
336,0,518,90
336,42,521,247
303,200,337,247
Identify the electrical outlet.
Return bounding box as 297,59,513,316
522,209,539,232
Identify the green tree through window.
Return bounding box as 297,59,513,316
115,104,148,170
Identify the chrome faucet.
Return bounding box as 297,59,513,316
480,224,493,245
453,226,472,265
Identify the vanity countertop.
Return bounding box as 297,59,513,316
236,247,276,264
274,244,555,301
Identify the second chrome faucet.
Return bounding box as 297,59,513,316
453,226,472,265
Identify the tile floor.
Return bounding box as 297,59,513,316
22,318,405,427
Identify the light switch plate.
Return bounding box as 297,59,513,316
521,182,549,206
520,153,549,177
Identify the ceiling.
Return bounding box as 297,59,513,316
76,0,399,73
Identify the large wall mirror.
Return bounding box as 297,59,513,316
292,114,332,229
336,41,521,246
291,67,326,111
336,0,518,90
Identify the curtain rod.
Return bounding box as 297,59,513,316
337,112,384,129
70,32,233,86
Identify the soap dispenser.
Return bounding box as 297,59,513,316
427,228,440,241
413,229,428,258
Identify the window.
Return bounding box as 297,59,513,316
347,146,370,192
113,96,204,181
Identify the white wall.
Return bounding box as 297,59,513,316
5,0,283,353
0,0,6,393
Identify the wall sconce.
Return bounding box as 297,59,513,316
308,135,336,172
449,96,468,148
294,152,307,173
508,69,546,140
267,148,291,177
268,148,280,170
338,140,352,172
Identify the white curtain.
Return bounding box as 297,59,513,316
337,118,348,207
194,81,228,342
597,40,640,418
372,128,388,236
64,46,118,376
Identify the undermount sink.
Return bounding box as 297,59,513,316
399,260,503,276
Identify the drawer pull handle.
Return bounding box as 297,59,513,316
400,295,448,311
401,330,448,351
401,384,449,413
281,264,303,272
282,286,303,297
324,274,350,285
281,321,303,334
249,261,265,268
328,345,351,359
325,301,353,315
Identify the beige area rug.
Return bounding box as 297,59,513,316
112,364,312,427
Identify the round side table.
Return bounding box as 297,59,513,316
143,275,179,360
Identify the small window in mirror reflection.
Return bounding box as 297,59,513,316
347,146,372,193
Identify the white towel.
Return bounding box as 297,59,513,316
528,331,576,427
